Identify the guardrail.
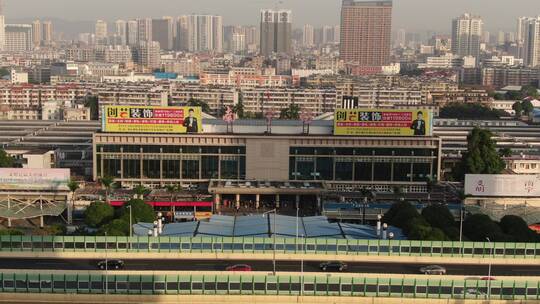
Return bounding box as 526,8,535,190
0,235,539,259
0,272,538,300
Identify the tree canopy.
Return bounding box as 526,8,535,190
0,149,14,167
119,199,155,224
187,98,211,113
439,103,508,120
279,104,300,120
84,201,114,228
453,127,505,181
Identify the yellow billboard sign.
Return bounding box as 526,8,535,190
334,109,433,136
102,106,202,134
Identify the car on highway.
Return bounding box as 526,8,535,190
97,260,125,270
465,288,485,296
319,261,348,272
419,265,446,275
225,264,252,272
481,276,497,281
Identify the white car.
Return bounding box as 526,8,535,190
419,265,446,275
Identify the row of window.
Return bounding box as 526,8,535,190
98,145,246,155
290,147,437,157
2,242,538,256
0,280,535,297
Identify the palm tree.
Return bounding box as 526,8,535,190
164,184,177,201
133,185,149,200
67,180,80,224
99,176,115,203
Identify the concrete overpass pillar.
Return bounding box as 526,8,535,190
255,194,260,209
67,194,73,225
275,194,280,209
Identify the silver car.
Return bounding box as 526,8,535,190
419,265,446,275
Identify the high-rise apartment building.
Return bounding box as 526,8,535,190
303,24,314,47
451,13,483,59
5,24,33,52
115,20,127,45
232,33,246,54
0,0,6,51
260,9,292,56
521,17,540,67
137,18,152,43
176,15,223,53
32,20,41,48
133,41,160,69
126,20,138,46
42,21,53,46
340,0,392,69
152,18,174,50
95,20,108,40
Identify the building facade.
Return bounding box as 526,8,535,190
451,13,483,59
260,9,292,56
340,0,392,71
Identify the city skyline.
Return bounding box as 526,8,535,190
3,0,540,32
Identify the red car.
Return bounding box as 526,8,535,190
481,276,497,281
225,264,252,272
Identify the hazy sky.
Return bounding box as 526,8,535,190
4,0,540,32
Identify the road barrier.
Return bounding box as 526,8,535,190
0,271,538,300
0,235,538,259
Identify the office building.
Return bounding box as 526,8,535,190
137,18,152,43
176,15,223,53
340,0,393,72
42,21,53,46
115,20,127,45
303,24,314,47
451,13,483,59
5,24,33,52
260,9,292,56
32,20,41,48
126,20,138,46
95,20,108,40
520,17,540,67
152,18,174,50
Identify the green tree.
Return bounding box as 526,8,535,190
0,149,14,167
512,101,523,116
463,214,504,242
382,201,420,229
454,127,505,181
233,96,245,118
99,176,115,203
119,199,155,224
98,219,129,236
132,185,150,200
498,147,512,158
499,215,540,242
521,100,534,115
84,96,99,120
0,68,9,78
440,103,508,120
0,229,24,235
164,184,178,201
84,201,114,228
279,104,300,119
187,98,211,113
421,204,455,230
521,85,539,99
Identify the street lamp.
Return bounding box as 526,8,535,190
104,231,108,295
486,237,493,300
263,208,277,275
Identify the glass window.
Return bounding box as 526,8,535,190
316,157,333,180
201,156,219,179
123,159,141,179
393,163,411,181
374,162,392,181
335,161,353,181
143,159,160,179
182,160,199,179
163,160,180,179
297,159,315,180
355,162,372,181
220,159,239,179
412,163,431,182
103,159,121,178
